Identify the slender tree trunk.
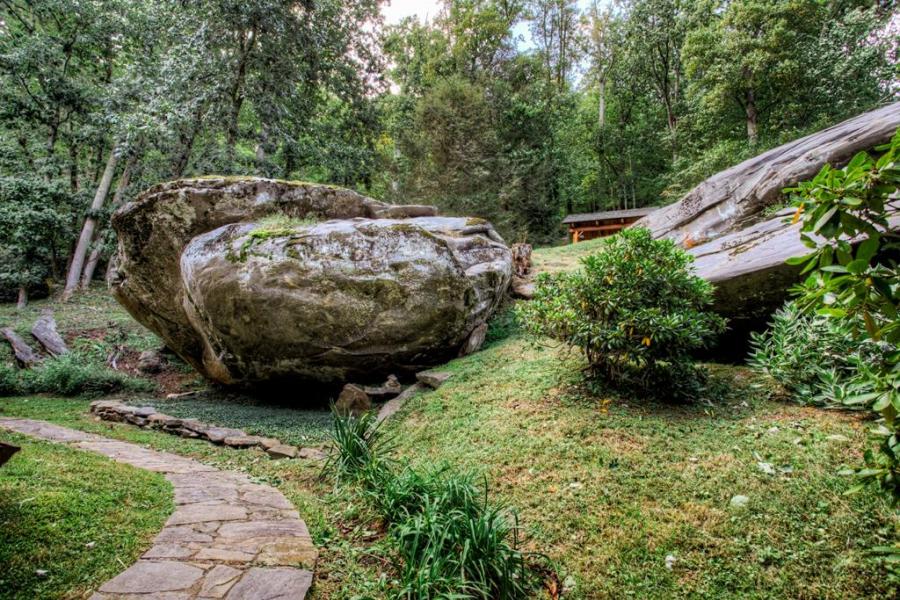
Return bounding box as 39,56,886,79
598,79,606,128
63,149,118,300
80,155,135,289
746,88,759,145
16,287,27,310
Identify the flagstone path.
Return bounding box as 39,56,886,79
0,418,317,599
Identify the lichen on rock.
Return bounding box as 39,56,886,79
110,177,512,390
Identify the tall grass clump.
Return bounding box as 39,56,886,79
325,411,539,598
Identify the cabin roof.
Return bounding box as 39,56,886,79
562,207,659,224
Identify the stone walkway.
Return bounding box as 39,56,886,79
0,418,317,599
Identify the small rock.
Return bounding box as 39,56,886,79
35,569,48,577
416,370,451,389
363,374,404,400
147,413,179,428
459,322,489,356
562,575,577,593
85,541,95,549
767,426,780,434
665,554,677,570
266,444,299,460
757,462,776,476
730,494,750,509
137,349,166,374
223,435,265,448
133,406,156,418
510,276,535,300
826,434,850,442
255,437,282,450
298,447,327,461
205,427,245,443
334,384,371,416
568,482,583,490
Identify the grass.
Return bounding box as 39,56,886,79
0,431,172,600
531,237,608,275
382,330,898,599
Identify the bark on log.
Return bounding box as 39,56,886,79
638,103,900,248
31,310,69,357
1,327,41,368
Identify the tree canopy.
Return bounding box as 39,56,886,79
0,0,896,301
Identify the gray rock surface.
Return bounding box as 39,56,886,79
638,103,900,247
111,177,512,388
633,103,900,318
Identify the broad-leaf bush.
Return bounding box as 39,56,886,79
517,227,726,400
782,127,900,565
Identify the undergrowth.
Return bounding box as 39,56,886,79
0,353,153,397
324,410,541,599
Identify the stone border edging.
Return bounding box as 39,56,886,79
0,417,317,599
90,400,326,461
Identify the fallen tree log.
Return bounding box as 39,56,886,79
638,102,900,248
31,310,69,357
1,327,41,367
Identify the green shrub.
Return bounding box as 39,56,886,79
749,302,884,403
325,411,537,598
783,127,900,566
517,227,726,400
0,354,154,397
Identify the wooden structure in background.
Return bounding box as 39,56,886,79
563,207,658,243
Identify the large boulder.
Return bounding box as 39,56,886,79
639,103,900,248
110,177,512,388
635,103,900,319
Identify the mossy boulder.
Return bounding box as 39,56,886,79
110,177,511,388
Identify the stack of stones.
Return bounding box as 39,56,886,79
89,400,325,460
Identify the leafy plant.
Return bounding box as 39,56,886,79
0,353,153,397
324,409,539,598
783,126,900,564
749,301,885,403
517,227,726,400
323,410,395,480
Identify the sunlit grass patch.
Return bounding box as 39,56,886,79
0,432,172,600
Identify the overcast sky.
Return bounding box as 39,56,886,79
381,0,599,49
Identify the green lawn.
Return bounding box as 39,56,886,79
383,331,897,599
0,432,172,600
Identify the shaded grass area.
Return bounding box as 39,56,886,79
135,393,334,447
0,431,172,600
384,332,898,599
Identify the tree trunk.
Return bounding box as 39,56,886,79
81,155,135,289
16,287,27,310
746,88,758,145
598,79,606,128
63,149,118,300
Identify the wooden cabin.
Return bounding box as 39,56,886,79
563,207,658,243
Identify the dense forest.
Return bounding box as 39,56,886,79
0,0,897,305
